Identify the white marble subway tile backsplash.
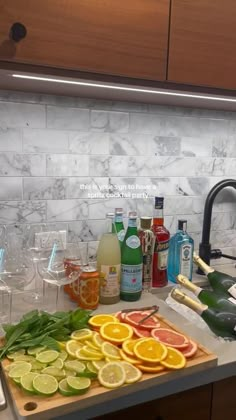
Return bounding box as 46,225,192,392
0,89,235,263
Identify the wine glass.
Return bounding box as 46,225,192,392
38,241,85,311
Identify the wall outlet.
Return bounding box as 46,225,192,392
35,230,67,250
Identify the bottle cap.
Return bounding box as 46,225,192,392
115,208,123,215
178,219,187,230
128,211,137,219
154,197,164,209
140,217,152,229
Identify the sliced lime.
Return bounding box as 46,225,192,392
9,362,32,379
58,378,77,396
30,360,47,371
86,361,98,374
77,371,97,379
42,367,66,380
14,355,35,363
33,374,58,396
67,376,91,394
50,358,64,369
13,377,21,385
21,372,39,393
64,360,86,374
65,369,77,377
36,350,59,364
58,350,68,362
7,349,25,360
27,346,47,356
4,361,24,372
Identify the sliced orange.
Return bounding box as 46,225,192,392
122,339,138,357
133,338,167,363
138,364,166,373
119,349,141,365
100,322,133,344
79,278,99,308
89,314,119,329
160,346,186,370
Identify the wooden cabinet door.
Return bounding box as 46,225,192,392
168,0,236,90
211,376,236,420
0,0,170,81
95,384,212,420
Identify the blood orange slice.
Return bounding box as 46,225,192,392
151,328,189,349
133,327,151,338
125,311,160,330
180,340,198,358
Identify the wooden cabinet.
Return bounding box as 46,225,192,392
168,0,236,90
211,376,236,420
95,384,212,420
0,0,170,81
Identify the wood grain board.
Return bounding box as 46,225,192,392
0,314,218,420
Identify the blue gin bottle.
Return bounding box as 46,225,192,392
168,219,194,283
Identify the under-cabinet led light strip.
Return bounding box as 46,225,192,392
12,73,236,103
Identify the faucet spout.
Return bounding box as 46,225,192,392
198,178,236,274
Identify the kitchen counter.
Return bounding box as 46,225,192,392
1,264,236,420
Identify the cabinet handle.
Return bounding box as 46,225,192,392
10,22,27,42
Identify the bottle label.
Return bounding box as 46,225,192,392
121,263,143,293
128,219,137,228
117,229,125,242
126,235,141,249
228,297,236,305
100,264,121,298
180,243,193,278
154,240,169,270
228,284,236,299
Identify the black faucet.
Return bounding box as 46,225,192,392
197,178,236,274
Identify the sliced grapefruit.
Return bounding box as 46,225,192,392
124,311,160,330
151,328,189,349
133,327,151,338
180,340,198,358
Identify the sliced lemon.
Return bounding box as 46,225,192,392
42,367,66,380
36,350,59,364
119,349,141,365
20,372,39,393
76,348,103,361
84,340,100,351
81,346,103,358
67,376,91,394
120,361,142,384
101,342,121,360
92,332,105,348
66,340,83,358
50,358,64,369
27,346,47,356
98,362,126,389
91,360,107,371
160,347,186,370
71,328,93,341
8,362,32,379
88,314,119,329
33,374,58,396
64,360,86,374
105,357,114,363
57,341,67,350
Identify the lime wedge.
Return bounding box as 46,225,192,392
67,376,91,394
27,346,47,355
42,367,66,380
36,350,59,364
58,378,77,396
33,374,58,396
50,358,64,369
21,372,39,393
64,360,86,373
7,349,25,360
9,362,32,379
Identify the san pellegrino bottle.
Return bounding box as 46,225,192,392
120,211,143,301
193,253,236,298
176,274,236,313
138,217,155,291
113,208,125,246
97,212,121,304
168,220,194,283
171,288,236,340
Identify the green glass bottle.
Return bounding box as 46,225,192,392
120,211,143,302
193,253,236,298
171,288,236,340
176,274,236,313
113,208,125,246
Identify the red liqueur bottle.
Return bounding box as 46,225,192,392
152,197,170,287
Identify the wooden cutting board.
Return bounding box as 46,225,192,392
0,314,218,420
